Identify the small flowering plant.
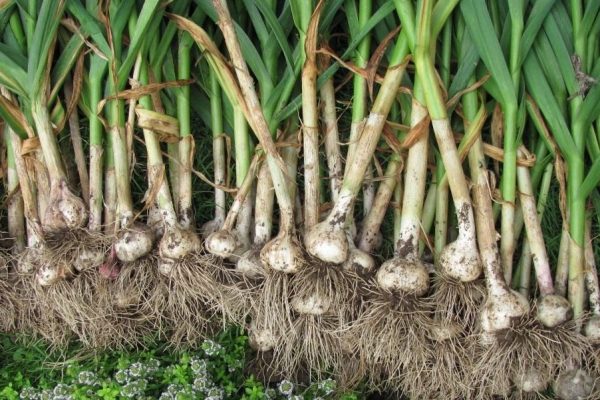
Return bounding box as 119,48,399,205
0,328,362,400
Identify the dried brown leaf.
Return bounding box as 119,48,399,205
446,74,490,109
97,79,193,116
401,113,430,149
491,103,503,176
366,26,400,100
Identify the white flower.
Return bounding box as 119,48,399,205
193,376,212,392
52,384,70,397
147,358,161,370
318,378,336,395
190,357,208,375
19,387,38,400
278,380,294,396
167,383,182,394
77,371,98,386
128,362,145,377
205,386,224,400
201,339,223,356
120,380,146,399
114,369,128,384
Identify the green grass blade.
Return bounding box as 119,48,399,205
0,47,27,97
66,1,111,57
393,0,415,49
461,0,515,106
523,52,577,157
242,0,269,45
49,34,84,104
581,0,600,37
431,0,459,39
193,0,272,89
579,157,600,200
518,0,555,66
575,62,600,134
345,0,359,34
448,29,480,97
109,0,135,39
550,2,573,52
27,0,66,98
0,96,30,138
273,1,396,122
252,0,295,74
0,42,25,68
151,0,193,69
320,0,344,31
533,31,567,103
117,0,162,88
543,12,578,95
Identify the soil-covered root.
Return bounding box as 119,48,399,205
158,253,224,347
350,282,433,389
245,318,288,384
0,252,18,332
330,285,372,390
16,271,72,347
273,313,345,381
32,267,107,348
44,230,109,272
430,272,486,330
11,267,38,333
253,269,295,341
92,254,168,350
164,280,220,348
400,320,474,399
469,314,589,399
289,256,361,322
12,249,72,346
272,256,364,380
244,349,289,385
28,231,111,346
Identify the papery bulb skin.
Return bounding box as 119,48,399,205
99,261,121,280
260,233,303,273
37,265,61,286
205,230,238,258
114,223,154,263
158,259,175,276
480,290,530,334
429,320,462,342
291,292,331,315
554,369,596,400
159,226,201,260
248,322,277,352
439,239,482,282
236,248,265,279
376,257,430,296
584,315,600,342
343,247,375,275
536,294,572,328
74,248,104,272
43,181,88,233
200,218,223,238
513,368,550,393
305,222,348,264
